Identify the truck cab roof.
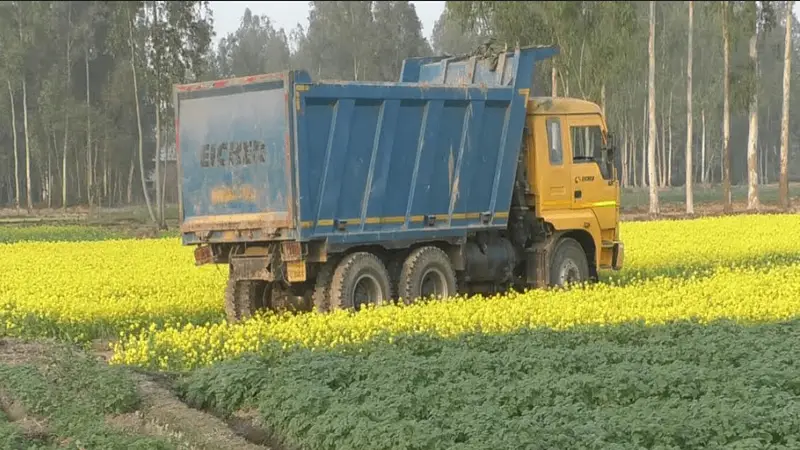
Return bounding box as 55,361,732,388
528,97,602,116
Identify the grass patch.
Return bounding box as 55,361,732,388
0,346,177,449
180,319,800,450
0,224,125,244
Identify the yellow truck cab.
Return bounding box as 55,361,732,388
515,97,623,288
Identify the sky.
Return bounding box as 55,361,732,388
208,1,446,44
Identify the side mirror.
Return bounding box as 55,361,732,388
603,131,616,152
603,131,621,182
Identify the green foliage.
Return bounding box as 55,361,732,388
214,8,292,78
0,414,44,450
182,319,800,450
0,225,122,243
430,6,486,56
286,1,432,82
0,348,175,449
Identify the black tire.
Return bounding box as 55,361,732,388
329,252,392,311
224,279,268,322
311,258,339,313
548,237,590,288
398,246,457,305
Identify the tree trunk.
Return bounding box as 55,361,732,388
103,148,108,204
86,47,93,209
22,77,32,211
155,91,163,226
746,32,760,211
7,80,20,210
686,0,694,214
701,109,706,186
63,3,71,210
779,1,792,209
153,1,164,228
667,92,673,187
551,64,557,96
648,1,659,215
722,4,732,212
102,129,107,202
161,146,168,219
127,153,135,204
659,103,666,187
642,98,647,187
75,150,81,200
621,120,629,187
631,125,638,187
128,8,156,223
47,144,52,209
600,83,606,118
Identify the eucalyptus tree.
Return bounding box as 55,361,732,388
686,1,694,214
648,0,659,215
779,1,792,209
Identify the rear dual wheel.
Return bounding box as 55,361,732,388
312,246,458,313
397,246,457,305
224,279,269,322
328,252,393,311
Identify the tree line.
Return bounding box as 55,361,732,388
446,1,798,213
0,1,796,225
0,1,212,227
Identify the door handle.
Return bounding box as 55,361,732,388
574,190,582,199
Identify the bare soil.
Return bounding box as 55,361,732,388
0,338,53,367
131,374,268,450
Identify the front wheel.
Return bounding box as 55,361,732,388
548,237,590,288
329,252,393,311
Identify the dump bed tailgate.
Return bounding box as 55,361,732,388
175,74,296,241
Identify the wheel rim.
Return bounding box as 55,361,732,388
420,268,448,299
558,259,581,286
353,273,383,310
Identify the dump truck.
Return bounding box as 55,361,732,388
174,45,624,321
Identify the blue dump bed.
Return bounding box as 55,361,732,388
175,46,558,246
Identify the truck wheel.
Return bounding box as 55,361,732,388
329,252,392,311
311,258,338,313
398,246,457,305
224,279,268,322
549,237,589,288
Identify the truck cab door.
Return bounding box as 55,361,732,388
532,116,571,212
565,115,618,231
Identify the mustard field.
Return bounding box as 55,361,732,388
1,215,799,372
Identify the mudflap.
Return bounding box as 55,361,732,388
525,243,550,289
230,256,275,282
194,245,215,266
612,241,625,271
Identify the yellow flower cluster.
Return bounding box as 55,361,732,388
1,215,798,367
0,238,225,342
112,264,800,370
109,214,800,371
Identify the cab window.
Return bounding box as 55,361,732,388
546,118,562,166
570,125,611,179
